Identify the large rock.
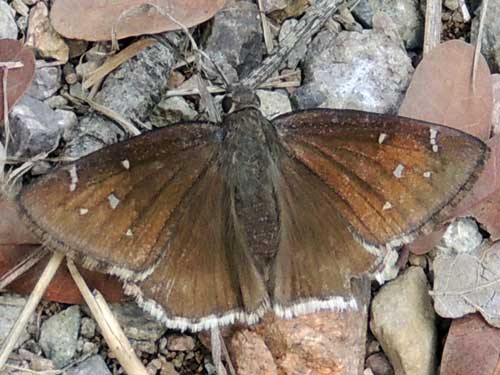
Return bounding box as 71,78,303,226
39,305,81,368
0,1,17,39
370,267,437,375
293,24,413,113
205,1,263,82
229,279,370,375
9,96,74,158
352,0,423,49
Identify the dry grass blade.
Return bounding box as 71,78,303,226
0,252,64,370
62,93,141,136
257,0,274,54
423,0,442,55
83,38,157,90
66,260,148,375
473,0,489,93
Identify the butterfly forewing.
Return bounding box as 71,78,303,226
272,109,488,248
18,123,223,279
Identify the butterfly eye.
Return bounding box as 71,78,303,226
221,96,233,113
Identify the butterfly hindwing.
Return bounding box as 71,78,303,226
17,123,223,280
272,109,488,248
128,160,269,331
272,154,377,317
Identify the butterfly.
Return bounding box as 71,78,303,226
16,85,488,332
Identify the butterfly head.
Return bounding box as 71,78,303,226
222,85,261,113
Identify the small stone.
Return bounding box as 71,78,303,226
110,303,167,341
63,63,78,85
408,253,428,268
256,89,292,120
55,109,78,132
39,305,81,368
11,0,29,17
26,2,69,62
438,218,483,255
444,0,459,10
0,0,17,39
30,355,55,372
370,267,437,375
80,317,96,338
366,352,394,375
26,65,62,100
161,361,180,375
45,95,69,109
167,335,196,352
132,339,158,354
65,355,111,375
155,96,198,125
230,330,278,375
9,96,67,157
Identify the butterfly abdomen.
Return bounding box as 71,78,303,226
222,108,280,280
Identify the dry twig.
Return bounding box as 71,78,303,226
423,0,442,55
66,259,148,375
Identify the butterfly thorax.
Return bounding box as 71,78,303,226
221,104,280,281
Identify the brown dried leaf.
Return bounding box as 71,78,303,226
399,40,493,140
50,0,226,41
440,314,500,375
0,40,36,126
0,244,125,304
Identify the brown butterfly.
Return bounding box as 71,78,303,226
16,85,487,331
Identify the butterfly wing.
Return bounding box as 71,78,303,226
127,160,269,331
18,123,222,279
18,122,269,330
271,109,487,315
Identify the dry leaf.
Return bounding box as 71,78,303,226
0,40,35,126
399,40,493,140
433,241,500,327
0,244,125,304
440,314,500,375
50,0,225,41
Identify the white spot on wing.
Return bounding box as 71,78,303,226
393,164,405,178
121,159,130,170
430,128,439,152
107,193,120,209
423,171,432,178
378,133,387,144
79,208,89,215
68,165,78,192
382,201,392,211
125,229,133,237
